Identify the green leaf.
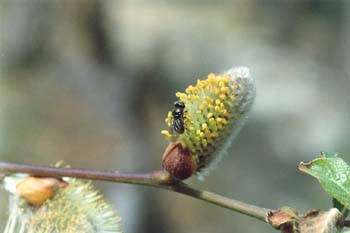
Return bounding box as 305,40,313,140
299,155,350,207
333,198,349,218
321,151,338,158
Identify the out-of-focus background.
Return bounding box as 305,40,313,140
0,0,349,232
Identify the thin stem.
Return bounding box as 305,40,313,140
169,182,269,222
0,161,270,223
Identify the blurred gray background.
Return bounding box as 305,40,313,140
0,0,349,232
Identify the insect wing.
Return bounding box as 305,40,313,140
173,118,184,134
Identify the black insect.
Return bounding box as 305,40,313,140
172,101,186,134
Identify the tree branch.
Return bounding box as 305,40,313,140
340,220,350,228
0,161,270,223
169,183,270,222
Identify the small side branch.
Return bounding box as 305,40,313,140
0,161,270,223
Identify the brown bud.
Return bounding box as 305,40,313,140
162,142,197,180
16,176,67,205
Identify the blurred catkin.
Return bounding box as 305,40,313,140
2,175,121,233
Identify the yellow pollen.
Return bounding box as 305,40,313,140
186,85,195,94
208,73,216,80
214,87,220,95
205,96,213,103
161,130,172,140
222,76,230,83
209,118,216,126
220,86,229,93
202,123,208,130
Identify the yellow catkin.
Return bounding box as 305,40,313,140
163,74,236,153
161,70,253,179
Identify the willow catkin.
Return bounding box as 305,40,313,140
162,67,255,180
2,174,122,233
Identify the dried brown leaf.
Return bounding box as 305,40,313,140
268,207,299,233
